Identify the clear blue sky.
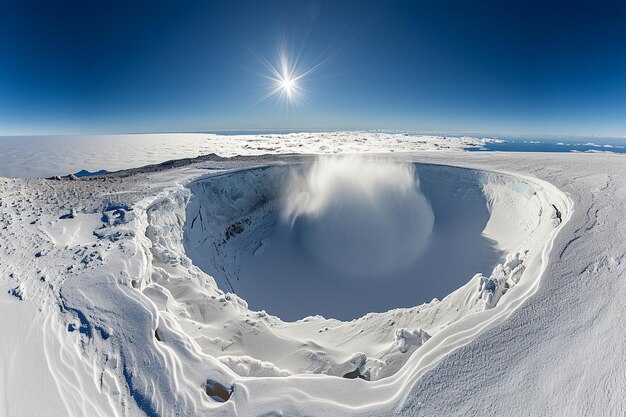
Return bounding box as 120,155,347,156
1,0,626,136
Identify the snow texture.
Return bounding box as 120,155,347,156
3,132,622,417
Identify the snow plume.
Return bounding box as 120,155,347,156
281,156,434,278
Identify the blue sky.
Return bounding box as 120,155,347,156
1,0,626,136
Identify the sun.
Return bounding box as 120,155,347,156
270,70,300,103
280,77,295,95
255,47,324,106
251,37,338,108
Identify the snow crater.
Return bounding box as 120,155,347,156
184,157,535,321
141,154,567,385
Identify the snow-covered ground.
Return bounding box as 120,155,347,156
0,132,624,417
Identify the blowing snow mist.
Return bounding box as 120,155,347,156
282,156,435,278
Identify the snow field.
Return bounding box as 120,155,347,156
0,148,576,417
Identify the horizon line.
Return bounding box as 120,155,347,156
1,128,625,140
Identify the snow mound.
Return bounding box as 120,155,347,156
394,328,431,353
476,251,526,309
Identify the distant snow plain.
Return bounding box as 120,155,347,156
0,131,495,178
0,131,623,417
